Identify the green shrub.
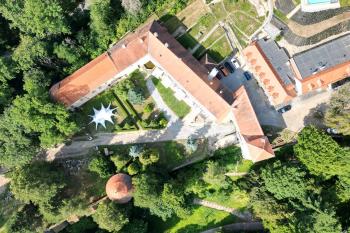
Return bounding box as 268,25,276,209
139,148,160,166
127,88,145,105
88,156,114,178
144,103,154,113
127,162,141,175
110,154,130,171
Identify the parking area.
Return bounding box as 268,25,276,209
217,57,286,128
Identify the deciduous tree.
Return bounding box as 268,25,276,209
294,126,350,179
92,200,129,232
10,162,66,206
325,83,350,135
121,0,142,15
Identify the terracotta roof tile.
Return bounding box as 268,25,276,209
232,86,274,162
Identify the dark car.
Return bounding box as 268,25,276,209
224,62,235,73
277,105,292,113
243,71,252,80
218,65,230,77
215,72,223,80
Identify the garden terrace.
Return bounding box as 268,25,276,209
74,71,167,134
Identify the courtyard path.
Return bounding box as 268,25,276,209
46,121,236,161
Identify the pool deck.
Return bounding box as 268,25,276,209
301,0,340,12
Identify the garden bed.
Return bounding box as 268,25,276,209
207,36,232,62
151,77,191,118
75,71,168,134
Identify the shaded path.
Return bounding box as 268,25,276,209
46,121,236,160
193,198,252,221
201,222,264,233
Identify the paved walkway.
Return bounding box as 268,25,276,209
283,90,331,132
46,121,236,160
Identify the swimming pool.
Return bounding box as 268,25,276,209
307,0,331,4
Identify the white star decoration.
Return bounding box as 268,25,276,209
90,103,116,129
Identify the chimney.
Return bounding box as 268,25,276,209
154,32,158,37
219,90,223,94
165,42,169,48
122,44,126,48
210,81,213,85
139,38,143,43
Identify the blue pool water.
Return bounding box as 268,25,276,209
307,0,331,4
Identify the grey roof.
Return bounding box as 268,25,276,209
293,34,350,79
257,39,294,86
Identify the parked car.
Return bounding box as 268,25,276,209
218,65,230,77
215,72,223,80
277,105,292,113
230,58,240,69
243,71,252,81
224,62,235,73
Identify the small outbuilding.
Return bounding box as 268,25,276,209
105,173,133,203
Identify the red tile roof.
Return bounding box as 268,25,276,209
232,86,274,162
50,21,233,121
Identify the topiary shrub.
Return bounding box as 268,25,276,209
139,148,160,166
127,162,141,175
110,154,130,172
144,103,154,113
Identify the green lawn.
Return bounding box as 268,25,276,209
207,36,232,62
202,27,225,48
223,0,260,17
204,189,250,210
230,24,248,47
188,13,218,41
340,0,350,6
149,206,237,233
229,11,261,36
151,77,191,118
273,8,288,24
177,32,198,49
210,2,227,21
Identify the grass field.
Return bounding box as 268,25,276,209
208,36,232,62
149,206,237,233
152,77,191,118
210,2,228,20
229,11,261,36
176,0,209,27
188,13,218,41
230,23,248,47
340,0,350,6
202,27,226,48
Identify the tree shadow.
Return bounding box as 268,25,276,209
303,103,328,129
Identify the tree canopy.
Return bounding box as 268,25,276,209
325,82,350,135
294,126,350,179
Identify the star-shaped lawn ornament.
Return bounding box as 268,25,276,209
90,103,116,129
